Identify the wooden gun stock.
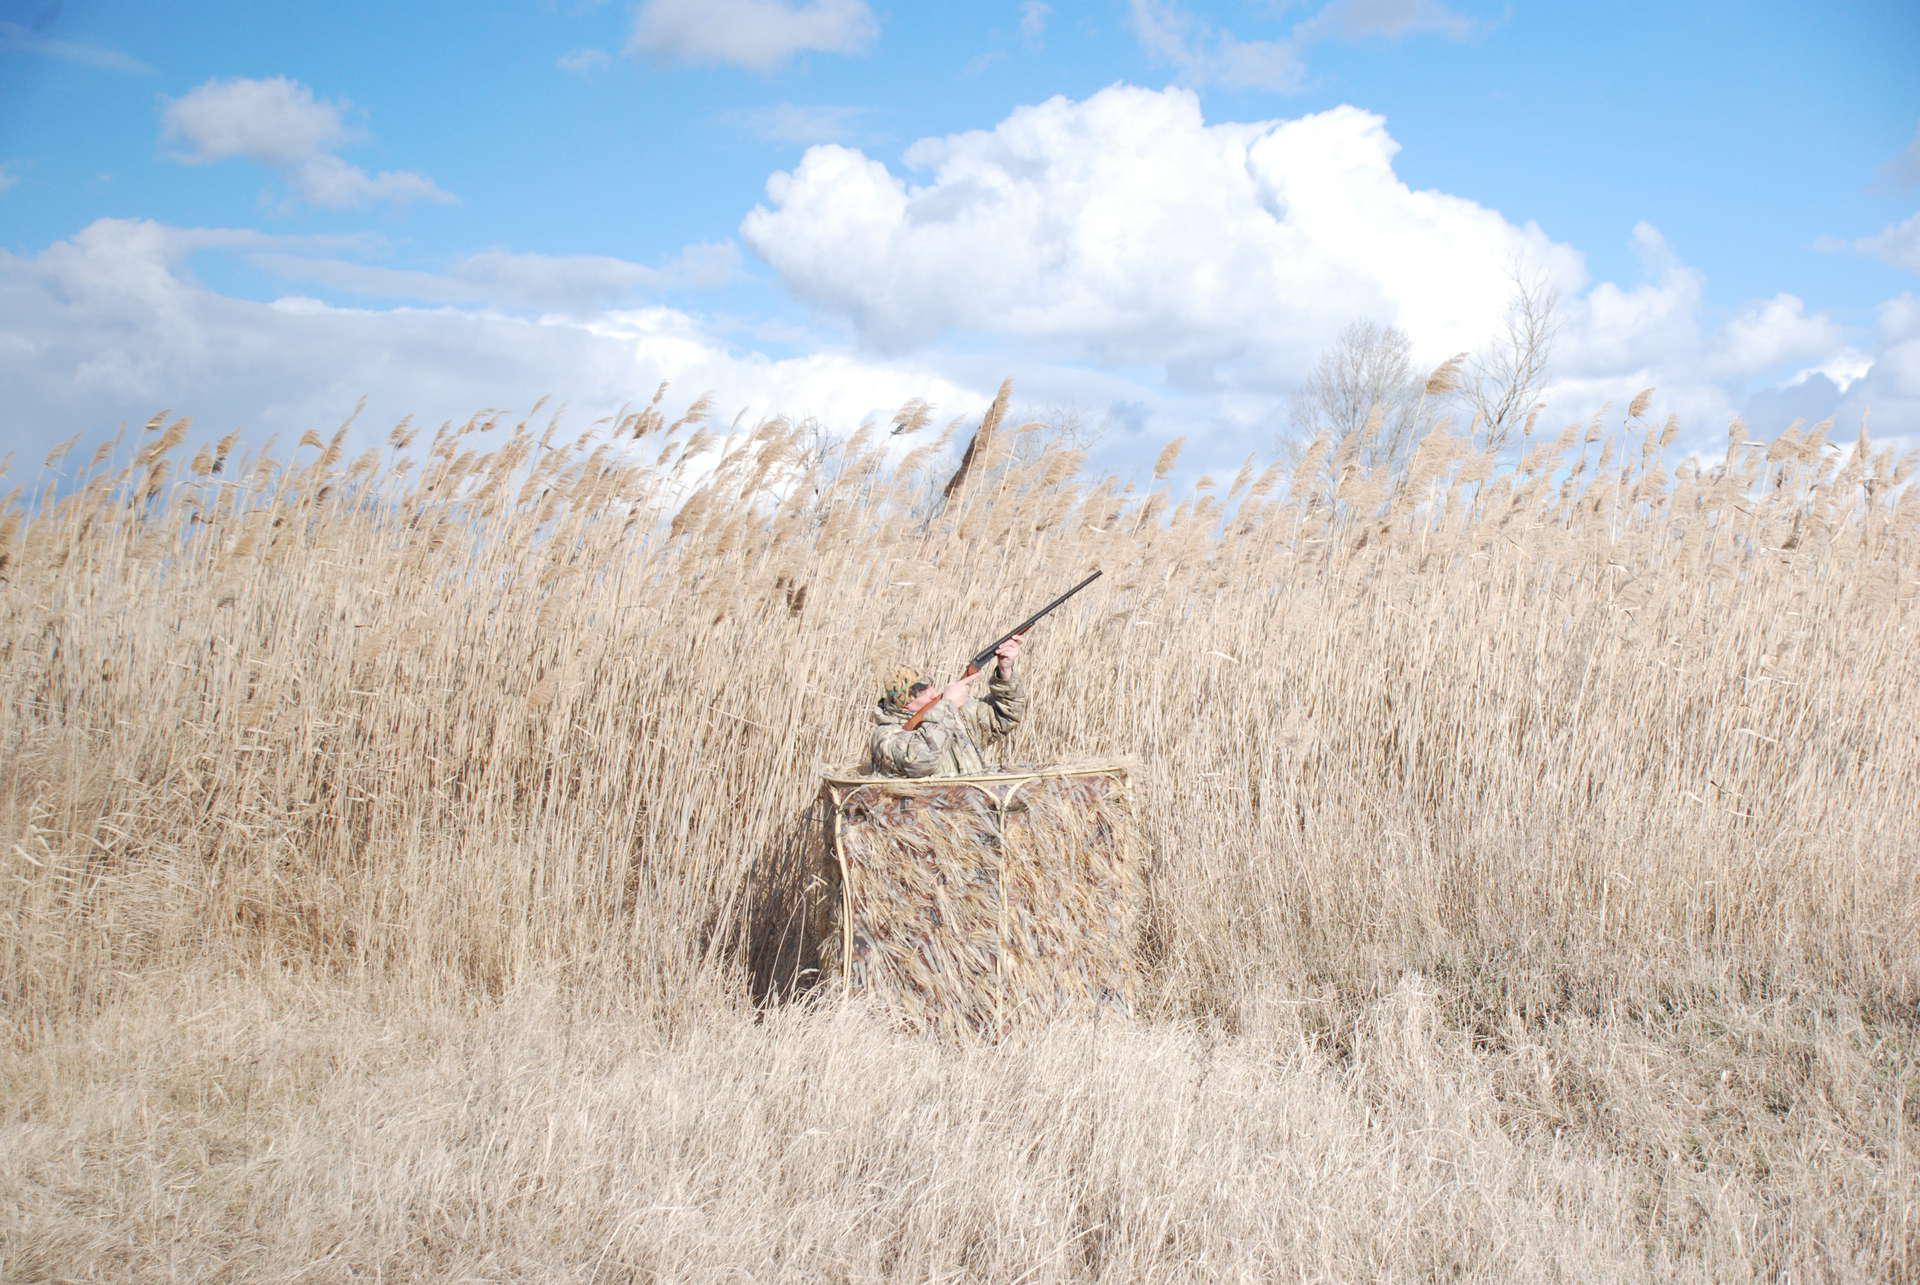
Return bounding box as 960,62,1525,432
900,661,979,733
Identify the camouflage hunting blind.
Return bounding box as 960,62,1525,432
815,763,1144,1037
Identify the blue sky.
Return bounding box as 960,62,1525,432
2,0,1916,474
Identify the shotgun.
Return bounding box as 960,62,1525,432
902,569,1102,732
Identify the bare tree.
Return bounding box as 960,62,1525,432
1021,402,1108,456
1284,319,1424,482
1459,270,1560,452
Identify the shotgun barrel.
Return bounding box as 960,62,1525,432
902,569,1102,732
967,569,1103,671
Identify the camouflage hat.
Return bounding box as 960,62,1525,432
883,665,930,703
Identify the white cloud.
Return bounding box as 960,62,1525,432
0,19,152,74
1546,222,1696,377
4,212,1914,487
1709,293,1844,378
0,219,976,464
728,103,867,145
1786,350,1872,396
743,85,1580,385
1753,293,1920,452
0,164,16,195
629,0,877,71
1127,0,1305,91
1815,204,1920,275
1551,225,1878,438
7,85,1915,483
1867,294,1920,398
163,77,351,166
161,77,453,210
557,47,613,76
1855,212,1920,274
740,87,1915,456
281,154,449,210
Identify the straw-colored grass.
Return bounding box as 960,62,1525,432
2,398,1916,1278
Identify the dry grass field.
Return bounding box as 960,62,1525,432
2,389,1917,1279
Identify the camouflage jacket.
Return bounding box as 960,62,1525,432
868,668,1027,778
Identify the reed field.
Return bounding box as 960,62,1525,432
2,382,1917,1279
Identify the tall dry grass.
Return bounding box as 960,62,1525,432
1,396,1916,1278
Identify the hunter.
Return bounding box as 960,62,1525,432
870,635,1026,777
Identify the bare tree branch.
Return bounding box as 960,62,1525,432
1282,320,1424,492
1459,270,1560,452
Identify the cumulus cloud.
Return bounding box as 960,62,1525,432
1786,350,1872,396
1556,221,1852,399
743,86,1580,385
1876,294,1920,355
629,0,877,71
161,77,454,210
1746,294,1920,453
1860,294,1920,403
1709,294,1845,378
1556,222,1700,376
0,219,977,463
163,77,350,165
6,84,1912,481
1547,222,1879,441
739,86,1914,457
3,212,1912,487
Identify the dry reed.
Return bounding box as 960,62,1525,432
1,393,1916,1277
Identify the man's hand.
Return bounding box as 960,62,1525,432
939,671,982,707
929,634,1025,713
994,632,1026,676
